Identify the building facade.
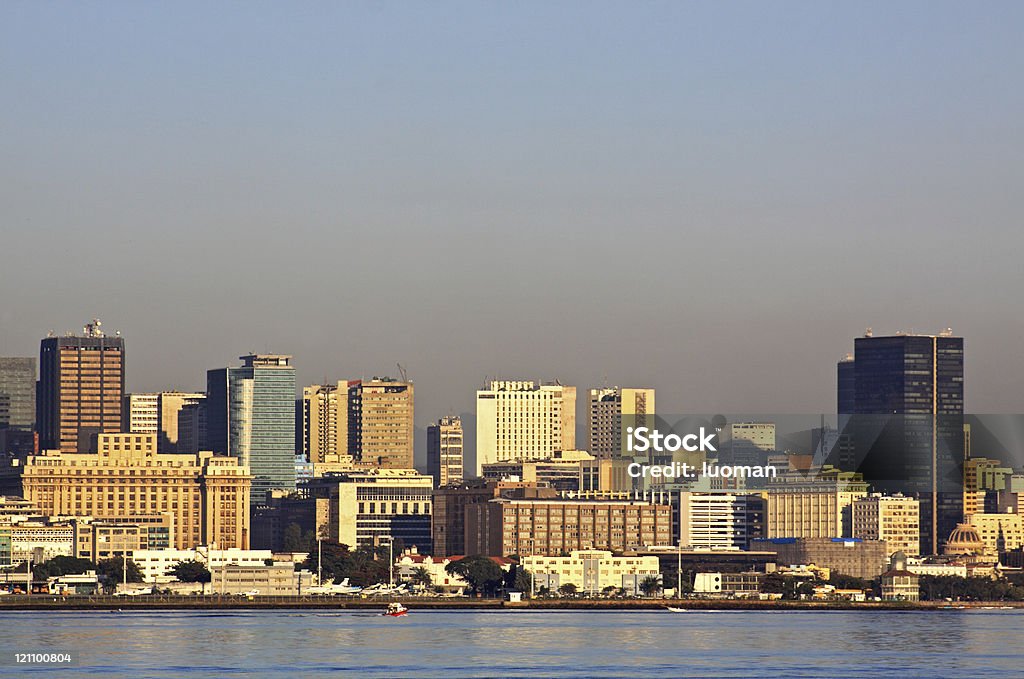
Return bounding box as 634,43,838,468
587,387,655,459
475,381,576,475
208,355,296,506
766,469,868,539
677,491,765,550
754,537,889,580
426,416,464,487
852,494,921,556
301,382,348,464
38,322,125,453
19,433,251,549
522,549,661,595
0,357,36,433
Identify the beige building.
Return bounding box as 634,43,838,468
852,494,921,556
580,457,638,493
301,382,349,464
766,469,868,539
20,433,251,550
587,388,655,459
475,381,577,475
963,457,1013,517
308,468,433,552
755,537,889,580
124,393,160,436
427,416,464,487
349,379,414,469
522,549,661,595
465,489,673,557
124,392,206,454
966,512,1024,554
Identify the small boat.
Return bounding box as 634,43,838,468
383,602,408,617
666,607,688,613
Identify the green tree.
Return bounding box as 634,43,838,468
558,582,578,597
445,555,504,596
639,575,662,597
97,558,144,586
601,585,618,598
512,569,533,595
169,560,212,593
33,556,95,579
281,523,307,552
829,573,870,590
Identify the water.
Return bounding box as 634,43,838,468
2,609,1022,677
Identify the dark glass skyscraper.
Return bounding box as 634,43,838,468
0,357,36,431
847,331,964,555
208,355,296,507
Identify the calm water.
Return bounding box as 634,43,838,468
2,609,1022,677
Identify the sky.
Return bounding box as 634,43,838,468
2,1,1023,433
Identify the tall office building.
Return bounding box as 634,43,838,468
347,378,414,469
301,382,349,464
207,355,296,506
0,358,36,432
38,321,125,453
837,354,855,418
475,381,576,476
588,387,655,459
427,416,464,487
846,330,965,555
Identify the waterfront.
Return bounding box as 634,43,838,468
2,609,1023,677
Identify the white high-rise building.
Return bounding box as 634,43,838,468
475,381,576,476
124,393,160,435
588,387,655,459
677,491,765,550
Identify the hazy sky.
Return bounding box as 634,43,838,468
2,1,1023,427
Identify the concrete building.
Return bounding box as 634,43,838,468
208,562,312,595
522,549,661,595
677,492,765,551
587,388,655,459
158,392,207,454
852,494,921,556
427,416,464,487
481,449,593,492
693,572,764,597
208,354,296,506
465,488,673,557
0,357,36,434
963,457,1012,518
74,516,174,561
580,457,639,494
132,546,274,583
965,512,1024,554
301,382,348,464
251,490,330,552
475,381,576,475
308,469,433,552
998,474,1024,516
123,393,159,436
880,552,920,601
19,433,251,549
347,378,414,470
394,550,513,593
754,537,889,580
38,321,125,453
766,468,868,539
9,521,74,564
430,480,541,558
723,423,776,466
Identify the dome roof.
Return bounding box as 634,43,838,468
944,523,985,555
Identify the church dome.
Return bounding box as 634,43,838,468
944,523,985,555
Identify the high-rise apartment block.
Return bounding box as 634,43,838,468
38,321,124,453
124,392,159,435
588,387,655,459
852,493,921,556
301,382,348,464
208,355,296,506
475,381,576,476
677,491,765,550
427,416,464,487
19,433,251,549
0,357,36,432
844,330,965,554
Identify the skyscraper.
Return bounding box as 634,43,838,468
300,382,349,464
475,381,576,476
846,330,965,555
427,416,464,487
347,378,414,469
207,355,296,506
587,387,655,459
38,320,124,453
0,357,36,432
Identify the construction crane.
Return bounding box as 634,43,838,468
396,363,408,382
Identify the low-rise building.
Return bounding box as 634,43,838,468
880,553,920,601
133,546,275,583
693,572,763,597
521,550,660,595
208,563,313,596
965,512,1024,554
753,537,888,580
393,549,514,593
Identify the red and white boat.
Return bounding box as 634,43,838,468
383,602,408,617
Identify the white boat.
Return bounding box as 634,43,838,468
666,606,688,612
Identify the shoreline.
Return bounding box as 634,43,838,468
0,596,1020,612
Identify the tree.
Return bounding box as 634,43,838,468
601,585,618,598
169,560,212,593
558,583,578,597
639,575,662,598
97,558,144,586
410,567,432,589
512,569,532,595
33,556,95,579
299,542,389,587
445,555,504,596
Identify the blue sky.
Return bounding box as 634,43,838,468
2,1,1022,424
